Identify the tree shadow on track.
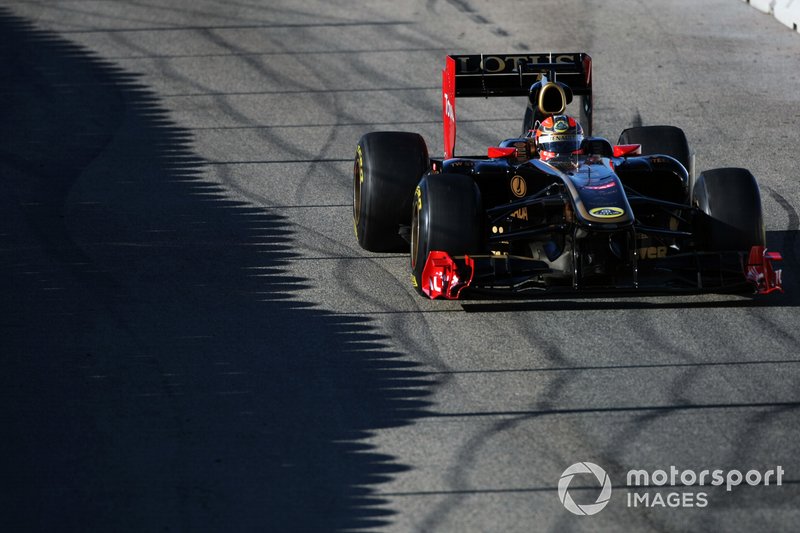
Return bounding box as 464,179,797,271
0,9,431,532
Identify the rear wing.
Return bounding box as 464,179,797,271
442,52,592,158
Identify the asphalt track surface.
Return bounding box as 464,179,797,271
2,1,800,531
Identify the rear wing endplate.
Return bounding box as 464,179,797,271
442,52,592,158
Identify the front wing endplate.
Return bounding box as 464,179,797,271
421,251,474,300
745,246,783,294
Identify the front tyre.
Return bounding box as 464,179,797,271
692,167,765,251
411,173,484,294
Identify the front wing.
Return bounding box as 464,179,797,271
417,246,783,300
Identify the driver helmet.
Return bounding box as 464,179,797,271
535,114,584,161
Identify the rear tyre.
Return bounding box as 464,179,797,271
522,106,534,136
692,168,765,251
618,125,691,172
411,173,483,293
354,131,429,252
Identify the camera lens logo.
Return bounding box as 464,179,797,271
558,462,613,516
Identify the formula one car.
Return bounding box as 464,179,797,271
352,52,783,299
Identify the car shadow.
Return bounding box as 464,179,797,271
0,8,432,532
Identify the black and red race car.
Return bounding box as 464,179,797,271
352,52,783,299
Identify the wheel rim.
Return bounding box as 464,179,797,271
411,195,420,269
353,158,362,226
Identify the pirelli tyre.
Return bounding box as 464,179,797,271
692,168,765,251
522,106,534,136
411,173,484,293
618,125,691,172
353,131,429,252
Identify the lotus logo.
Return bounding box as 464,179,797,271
589,206,625,218
558,462,612,516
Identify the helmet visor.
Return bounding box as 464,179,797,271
538,133,583,154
